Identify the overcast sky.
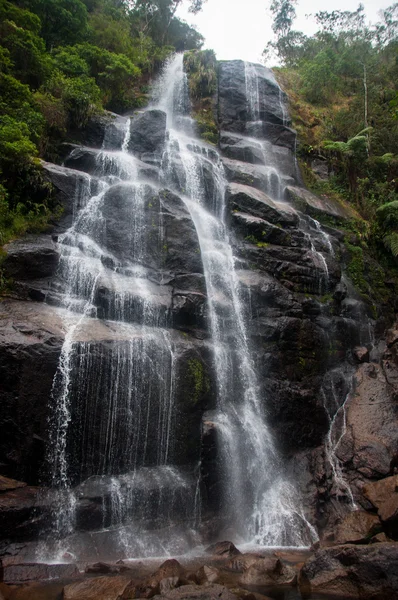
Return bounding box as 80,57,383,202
176,0,391,64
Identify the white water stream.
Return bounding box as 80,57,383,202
155,54,317,546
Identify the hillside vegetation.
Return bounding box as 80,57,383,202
268,2,398,276
0,0,206,255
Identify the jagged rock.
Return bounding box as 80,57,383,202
63,576,132,600
231,212,294,246
299,543,398,598
332,511,381,545
128,110,167,159
238,557,296,586
226,182,298,226
205,541,241,557
195,565,220,584
2,562,79,583
363,476,398,538
285,185,353,221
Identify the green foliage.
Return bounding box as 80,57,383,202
0,0,209,258
0,115,37,162
376,201,398,257
16,0,89,48
184,49,217,99
186,357,208,404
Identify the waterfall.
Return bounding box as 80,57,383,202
43,53,319,561
155,54,316,546
43,96,199,561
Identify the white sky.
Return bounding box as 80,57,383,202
176,0,392,64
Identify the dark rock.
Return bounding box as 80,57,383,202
310,158,329,181
128,110,167,159
70,111,119,148
218,60,286,130
231,211,294,246
333,282,347,302
0,301,63,484
3,236,59,281
42,161,96,231
238,557,296,586
285,185,353,221
2,562,79,584
205,541,241,557
63,575,131,600
223,157,295,195
220,132,265,165
85,561,130,574
64,146,159,181
245,121,296,151
332,511,381,545
299,543,398,598
226,182,298,226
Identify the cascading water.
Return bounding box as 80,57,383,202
154,54,316,546
42,53,321,561
42,103,199,561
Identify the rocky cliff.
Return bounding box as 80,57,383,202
0,57,397,562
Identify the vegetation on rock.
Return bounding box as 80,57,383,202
267,1,398,304
184,49,218,143
0,0,206,256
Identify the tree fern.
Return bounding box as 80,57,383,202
383,232,398,257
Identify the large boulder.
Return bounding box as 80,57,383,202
299,543,398,598
332,511,382,545
363,476,398,539
238,556,296,586
3,236,59,282
205,541,241,557
226,182,298,226
128,110,167,161
285,185,354,221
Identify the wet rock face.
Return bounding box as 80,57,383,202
218,61,286,131
0,58,395,551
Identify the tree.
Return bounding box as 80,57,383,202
15,0,89,48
